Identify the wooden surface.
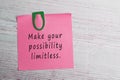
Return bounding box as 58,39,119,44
1,0,120,80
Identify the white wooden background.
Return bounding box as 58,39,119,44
1,0,120,80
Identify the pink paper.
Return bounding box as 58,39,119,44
17,13,74,70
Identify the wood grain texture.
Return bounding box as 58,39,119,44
1,0,120,80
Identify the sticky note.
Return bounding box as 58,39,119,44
17,13,74,70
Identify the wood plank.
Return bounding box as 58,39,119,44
1,0,120,80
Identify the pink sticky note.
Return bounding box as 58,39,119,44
17,13,74,70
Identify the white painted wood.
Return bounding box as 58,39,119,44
1,0,120,80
